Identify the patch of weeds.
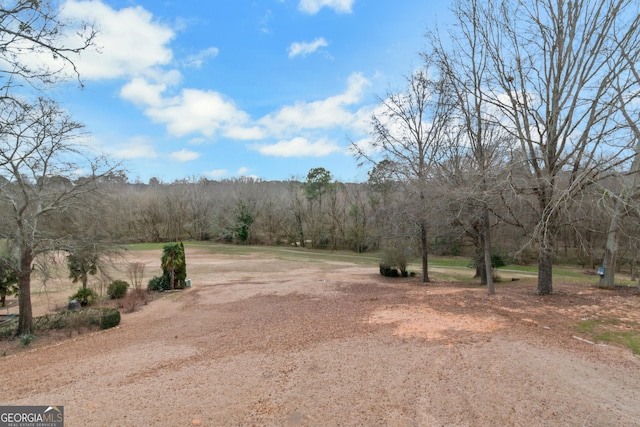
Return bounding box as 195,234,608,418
576,318,640,355
0,322,17,339
576,318,620,334
19,333,35,346
592,331,640,355
115,288,151,313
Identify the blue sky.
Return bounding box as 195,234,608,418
49,0,452,183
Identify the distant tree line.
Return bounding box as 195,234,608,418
90,165,639,281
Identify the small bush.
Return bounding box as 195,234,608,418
115,288,151,313
107,280,130,299
148,275,169,292
0,320,16,339
69,287,98,306
491,253,508,269
380,264,401,277
99,308,121,329
380,246,410,278
19,334,35,346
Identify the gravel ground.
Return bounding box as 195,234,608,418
1,247,640,426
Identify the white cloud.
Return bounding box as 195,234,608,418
288,38,328,58
120,78,166,107
119,75,261,140
298,0,354,14
252,137,341,157
207,169,229,178
224,126,265,140
146,88,254,138
206,167,252,179
169,149,200,162
259,72,370,137
108,137,159,159
59,0,174,80
185,47,220,68
123,72,371,143
260,9,274,34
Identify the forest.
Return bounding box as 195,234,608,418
79,165,640,281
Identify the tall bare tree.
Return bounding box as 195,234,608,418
0,98,118,335
430,0,514,294
354,64,455,282
473,0,640,294
599,70,640,287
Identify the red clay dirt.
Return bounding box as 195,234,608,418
1,246,640,426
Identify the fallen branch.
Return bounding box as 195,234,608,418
572,336,594,345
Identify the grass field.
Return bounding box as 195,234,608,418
122,241,637,286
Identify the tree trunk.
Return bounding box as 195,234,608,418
537,245,554,295
482,209,495,295
17,248,34,336
475,232,488,285
420,221,429,283
600,203,619,288
475,258,488,285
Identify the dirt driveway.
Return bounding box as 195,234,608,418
1,246,640,426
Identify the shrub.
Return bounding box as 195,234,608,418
0,308,122,342
148,275,169,292
19,333,35,346
491,253,508,269
99,308,121,329
38,308,121,331
379,246,409,277
160,242,187,289
380,264,401,277
0,318,16,339
69,287,98,306
115,288,151,313
107,280,130,299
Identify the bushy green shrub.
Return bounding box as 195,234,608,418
147,275,169,292
69,287,98,306
107,280,129,299
99,308,121,329
491,253,508,269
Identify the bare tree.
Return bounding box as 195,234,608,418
599,78,640,287
0,0,96,94
127,262,146,290
430,0,514,294
354,64,455,283
0,98,119,335
473,0,640,294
